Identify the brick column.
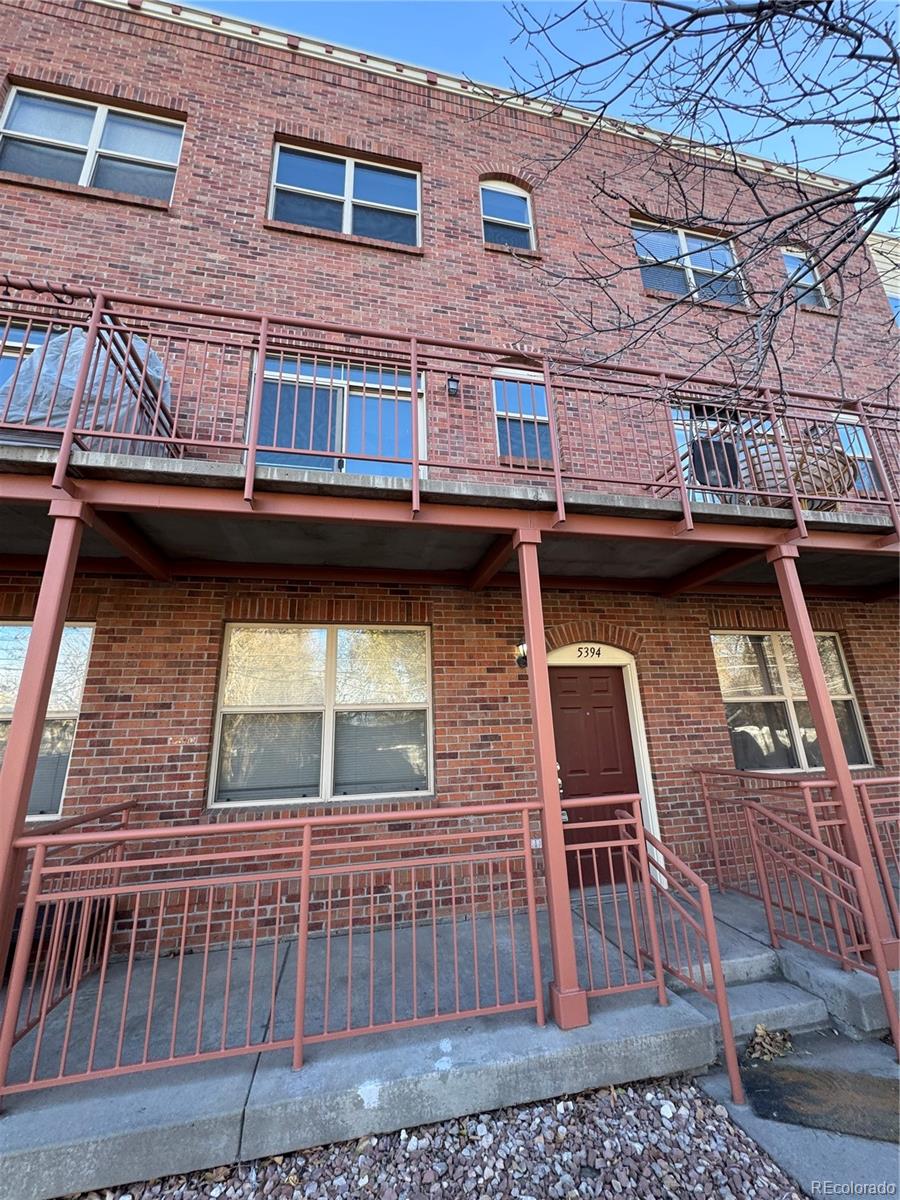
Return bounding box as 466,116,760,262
767,544,896,966
0,502,85,967
514,529,589,1029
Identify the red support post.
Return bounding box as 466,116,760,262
541,358,566,527
0,506,85,972
410,337,421,517
514,529,588,1029
243,316,270,506
766,544,897,967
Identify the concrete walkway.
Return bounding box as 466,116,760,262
701,1031,900,1198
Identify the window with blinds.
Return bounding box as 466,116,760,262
212,624,431,806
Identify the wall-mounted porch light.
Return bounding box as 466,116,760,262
515,642,528,668
447,376,460,398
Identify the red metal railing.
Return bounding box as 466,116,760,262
1,277,897,532
0,802,544,1099
699,768,900,945
856,778,899,940
628,824,744,1103
743,800,899,1054
0,800,137,981
563,794,668,1002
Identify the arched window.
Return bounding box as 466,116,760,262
480,180,534,250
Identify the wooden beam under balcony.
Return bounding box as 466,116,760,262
658,549,765,596
467,536,515,590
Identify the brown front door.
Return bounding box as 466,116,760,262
549,665,640,888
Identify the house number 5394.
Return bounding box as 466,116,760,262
575,645,603,659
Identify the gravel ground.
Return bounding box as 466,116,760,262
66,1077,802,1200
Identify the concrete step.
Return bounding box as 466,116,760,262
777,944,900,1037
683,979,830,1042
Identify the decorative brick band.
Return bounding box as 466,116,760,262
709,603,841,632
544,621,644,655
225,593,431,626
0,587,100,621
477,166,542,191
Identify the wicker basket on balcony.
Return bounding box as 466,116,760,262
745,424,857,510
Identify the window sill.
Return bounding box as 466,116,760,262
0,170,171,211
264,219,425,256
643,287,749,316
207,792,437,816
797,302,839,319
484,242,542,261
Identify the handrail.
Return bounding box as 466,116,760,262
637,825,745,1104
744,799,899,1055
13,799,542,850
3,274,894,413
24,800,137,838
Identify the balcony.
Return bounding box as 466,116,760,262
0,278,897,595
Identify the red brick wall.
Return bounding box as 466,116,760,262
0,0,897,403
2,572,896,872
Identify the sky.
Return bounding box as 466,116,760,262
202,1,895,229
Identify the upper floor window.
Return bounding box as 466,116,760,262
212,624,431,805
481,182,534,250
255,356,424,478
493,374,551,466
711,631,870,772
270,146,420,247
0,88,183,202
0,623,93,818
633,222,744,307
782,248,829,309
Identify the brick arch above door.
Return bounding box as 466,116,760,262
544,621,644,656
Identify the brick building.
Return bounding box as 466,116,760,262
0,0,897,1138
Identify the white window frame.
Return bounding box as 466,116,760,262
269,144,421,246
209,623,434,809
0,87,184,199
491,368,551,465
480,181,535,250
252,356,427,475
633,220,745,305
0,621,95,822
782,246,830,309
711,629,873,773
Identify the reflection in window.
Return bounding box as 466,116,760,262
270,146,420,246
633,223,744,306
711,631,870,771
782,249,829,308
0,88,183,201
255,357,422,478
493,376,552,466
481,182,534,249
0,624,93,817
213,624,431,805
